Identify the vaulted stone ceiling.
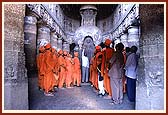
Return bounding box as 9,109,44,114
60,4,118,20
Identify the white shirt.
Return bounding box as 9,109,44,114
82,55,89,68
125,53,138,79
82,49,89,68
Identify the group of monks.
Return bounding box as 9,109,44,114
36,43,81,96
36,38,127,97
89,38,127,98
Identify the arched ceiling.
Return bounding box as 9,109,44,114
60,4,118,20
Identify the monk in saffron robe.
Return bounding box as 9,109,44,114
58,50,67,88
89,57,94,86
73,52,81,87
37,46,46,90
65,52,74,88
51,48,59,88
101,38,114,98
43,43,55,96
92,46,102,90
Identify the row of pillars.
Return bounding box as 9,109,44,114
24,15,69,73
115,25,140,50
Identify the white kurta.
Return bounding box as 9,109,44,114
125,53,138,79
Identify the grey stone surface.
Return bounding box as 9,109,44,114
37,25,51,49
136,4,164,110
5,82,28,110
50,32,58,49
24,16,37,72
127,26,140,47
29,75,135,110
4,4,28,110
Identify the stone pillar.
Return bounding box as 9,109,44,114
24,16,37,73
4,4,28,110
127,25,140,48
57,37,63,51
136,4,164,110
120,33,128,48
114,38,121,50
63,42,70,52
51,32,58,49
78,41,83,63
37,25,50,53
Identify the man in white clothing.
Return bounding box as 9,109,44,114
82,50,89,83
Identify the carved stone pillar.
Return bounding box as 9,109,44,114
136,4,164,110
50,32,58,50
63,42,70,52
120,33,128,48
37,25,50,53
24,16,37,73
114,38,121,50
127,25,140,47
57,37,63,51
4,4,28,110
78,41,83,65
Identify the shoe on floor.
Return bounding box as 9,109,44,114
109,102,116,105
44,92,54,96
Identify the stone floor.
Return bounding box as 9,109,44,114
28,76,135,110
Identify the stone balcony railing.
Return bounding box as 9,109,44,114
103,4,140,40
26,4,66,38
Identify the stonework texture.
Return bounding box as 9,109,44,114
4,4,28,110
136,4,164,110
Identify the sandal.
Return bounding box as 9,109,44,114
44,92,54,96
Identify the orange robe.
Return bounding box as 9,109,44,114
43,49,55,93
73,56,81,86
101,47,114,96
65,56,73,87
58,55,66,88
92,51,102,90
36,51,45,89
51,49,59,87
92,56,98,89
89,57,94,84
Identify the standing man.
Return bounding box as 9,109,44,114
101,38,114,99
73,52,81,87
125,46,138,102
108,43,125,104
82,49,89,83
43,43,55,96
58,50,67,88
36,46,46,91
65,52,73,88
96,52,105,97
